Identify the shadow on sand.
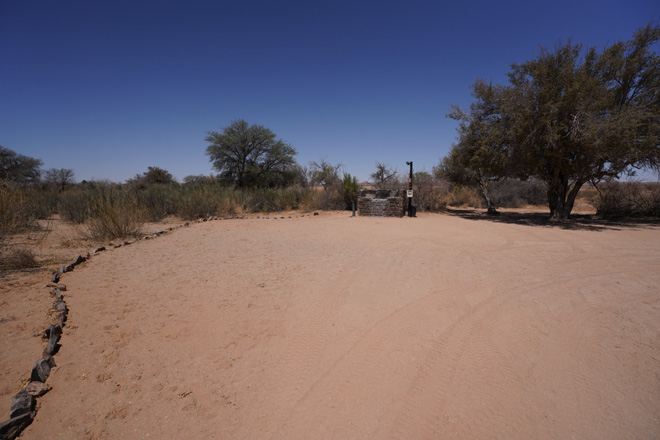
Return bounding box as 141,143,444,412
446,208,660,232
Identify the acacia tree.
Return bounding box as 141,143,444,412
0,146,42,184
308,159,342,191
205,120,299,188
44,168,76,191
448,24,660,219
370,162,398,189
439,80,508,214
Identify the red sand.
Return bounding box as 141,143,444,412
2,211,659,439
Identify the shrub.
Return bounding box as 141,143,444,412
594,182,660,217
137,183,179,221
1,186,38,247
176,184,234,220
59,188,90,223
0,247,38,272
413,174,449,212
489,179,547,208
86,186,145,240
444,185,482,208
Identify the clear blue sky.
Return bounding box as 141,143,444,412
1,0,658,183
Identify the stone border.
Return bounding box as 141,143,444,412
0,211,320,440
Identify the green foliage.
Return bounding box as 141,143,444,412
445,24,660,219
341,173,359,210
206,120,300,188
0,146,42,184
128,166,176,188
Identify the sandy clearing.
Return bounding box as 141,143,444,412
4,211,660,439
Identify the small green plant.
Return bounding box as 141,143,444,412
342,173,359,212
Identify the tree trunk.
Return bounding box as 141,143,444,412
547,175,584,220
477,175,498,215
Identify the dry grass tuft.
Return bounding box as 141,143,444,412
0,247,39,272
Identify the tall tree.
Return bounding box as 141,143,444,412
447,24,660,219
205,120,299,188
0,146,42,184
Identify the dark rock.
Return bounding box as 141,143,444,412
52,271,60,283
123,241,131,245
72,254,84,266
64,263,75,273
45,331,60,355
56,311,67,326
94,246,106,253
46,284,66,291
114,244,122,248
0,412,33,439
60,265,67,274
55,301,67,313
24,381,51,397
54,290,64,301
184,222,189,226
10,392,34,418
30,358,52,382
44,325,62,355
43,323,62,339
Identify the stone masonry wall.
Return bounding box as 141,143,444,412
358,189,405,217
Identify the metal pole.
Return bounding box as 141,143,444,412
406,161,413,217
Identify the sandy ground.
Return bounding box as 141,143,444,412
1,211,659,439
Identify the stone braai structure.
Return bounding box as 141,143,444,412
357,189,405,217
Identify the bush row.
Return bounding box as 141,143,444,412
593,182,660,217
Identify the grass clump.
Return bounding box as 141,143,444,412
1,186,40,247
0,247,39,272
86,186,145,240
